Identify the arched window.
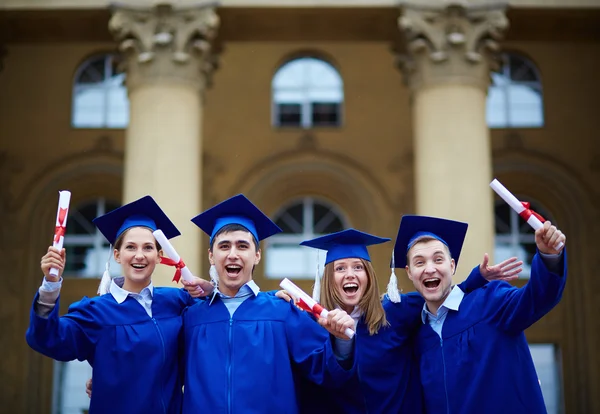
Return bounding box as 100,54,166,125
63,198,121,278
494,198,552,278
72,54,129,128
272,57,343,128
265,197,348,279
486,53,544,128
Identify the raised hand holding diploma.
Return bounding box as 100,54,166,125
153,229,195,283
280,278,355,339
50,191,71,278
490,179,564,250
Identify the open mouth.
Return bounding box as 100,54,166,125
343,283,359,295
131,263,147,270
225,265,242,275
423,278,441,289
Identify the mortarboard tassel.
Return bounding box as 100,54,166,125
312,250,321,303
97,246,114,295
209,264,219,288
386,250,401,303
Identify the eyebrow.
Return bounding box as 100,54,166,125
217,239,251,246
411,250,446,260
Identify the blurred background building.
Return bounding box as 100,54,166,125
0,0,598,412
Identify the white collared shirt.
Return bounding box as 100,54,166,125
110,277,154,318
421,285,465,338
209,280,260,317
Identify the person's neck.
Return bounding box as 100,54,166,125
219,279,252,298
341,303,354,314
122,278,151,294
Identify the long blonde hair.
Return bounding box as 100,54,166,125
319,259,389,335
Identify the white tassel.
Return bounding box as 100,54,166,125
386,250,401,303
209,265,219,288
97,247,113,295
312,251,321,303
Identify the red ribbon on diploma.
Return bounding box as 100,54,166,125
297,298,325,319
518,201,546,223
160,257,186,283
54,207,68,243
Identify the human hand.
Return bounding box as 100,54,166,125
536,221,566,255
479,253,523,282
41,247,65,282
318,309,354,340
181,277,214,298
85,377,92,399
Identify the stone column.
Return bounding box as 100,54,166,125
397,1,508,280
110,2,219,285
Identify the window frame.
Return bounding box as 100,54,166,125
271,56,344,129
487,52,544,129
71,53,129,129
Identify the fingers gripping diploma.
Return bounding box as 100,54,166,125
318,309,355,341
181,277,215,298
535,221,566,255
41,247,66,282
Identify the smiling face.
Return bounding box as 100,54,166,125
328,258,369,313
113,227,161,291
209,230,261,297
405,237,455,315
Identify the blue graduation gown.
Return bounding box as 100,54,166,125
182,292,354,414
26,287,194,414
415,252,567,414
295,266,489,414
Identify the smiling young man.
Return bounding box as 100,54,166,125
394,215,567,414
182,194,356,414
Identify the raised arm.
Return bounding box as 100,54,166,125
26,247,98,362
487,221,567,334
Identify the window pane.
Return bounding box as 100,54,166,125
486,54,543,129
106,86,129,128
486,86,508,128
265,245,325,279
494,203,511,234
266,198,347,279
73,55,130,128
78,58,105,84
272,57,343,128
529,344,563,414
64,200,121,278
312,103,340,127
277,103,302,127
73,87,106,128
53,360,92,414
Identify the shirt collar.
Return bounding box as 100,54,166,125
209,279,261,305
420,285,465,324
110,277,154,304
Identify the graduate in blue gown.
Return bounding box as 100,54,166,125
395,215,567,414
292,229,522,414
26,196,213,414
182,194,356,414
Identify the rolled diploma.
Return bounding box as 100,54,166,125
280,278,355,339
50,191,71,277
153,229,194,282
490,179,563,249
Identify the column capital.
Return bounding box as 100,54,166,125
109,2,220,93
397,1,509,91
